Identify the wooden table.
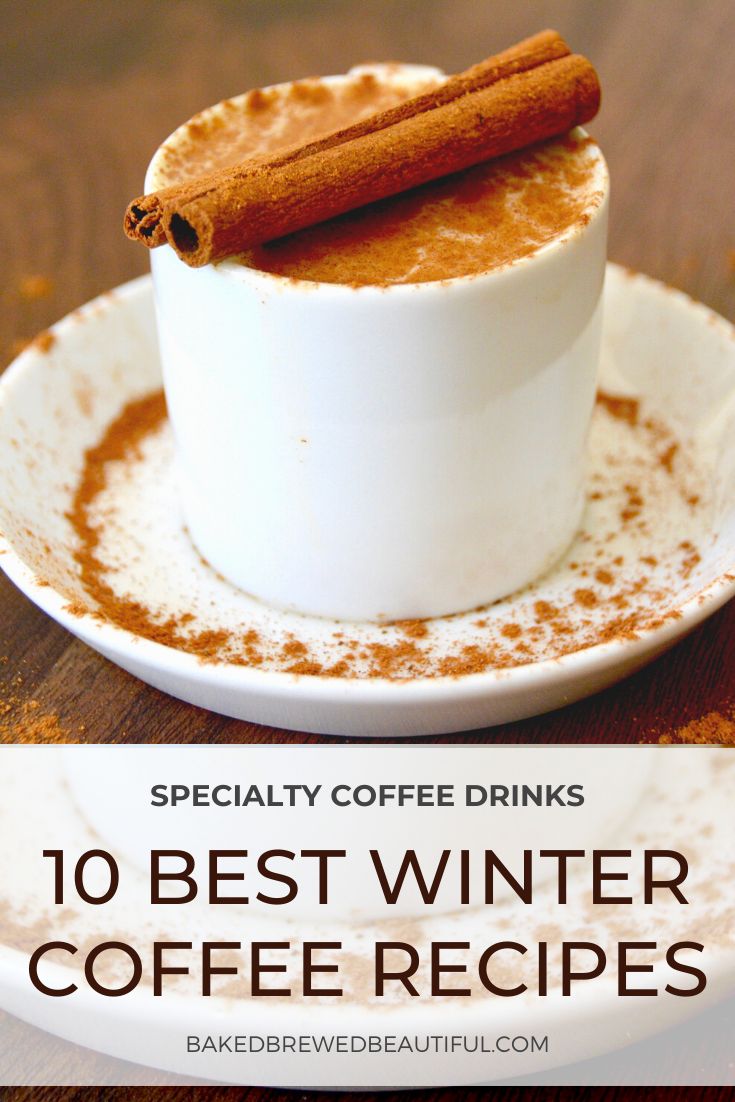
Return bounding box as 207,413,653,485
1,1,734,1096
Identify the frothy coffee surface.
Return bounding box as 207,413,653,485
153,66,605,286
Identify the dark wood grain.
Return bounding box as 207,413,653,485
1,0,734,1094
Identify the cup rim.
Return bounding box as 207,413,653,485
146,64,610,294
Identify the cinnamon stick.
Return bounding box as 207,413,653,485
124,30,601,268
124,29,569,250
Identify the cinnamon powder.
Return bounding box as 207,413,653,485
66,391,232,659
0,683,73,744
8,330,56,359
596,390,639,427
243,134,602,286
154,74,428,188
657,707,735,747
146,61,603,285
394,619,429,639
659,442,678,474
61,386,708,681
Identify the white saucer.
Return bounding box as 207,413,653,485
1,264,734,736
0,748,733,1086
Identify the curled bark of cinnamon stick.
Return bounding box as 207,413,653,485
124,30,601,268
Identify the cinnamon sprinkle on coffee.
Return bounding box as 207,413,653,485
63,391,234,658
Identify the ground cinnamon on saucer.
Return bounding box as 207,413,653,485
60,383,710,680
66,390,233,658
659,442,678,473
596,390,639,427
10,329,56,357
595,568,614,585
574,588,598,608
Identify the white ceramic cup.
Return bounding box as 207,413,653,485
147,65,609,622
